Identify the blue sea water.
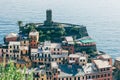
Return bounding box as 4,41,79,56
0,0,120,58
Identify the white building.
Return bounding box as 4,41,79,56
68,53,87,66
8,41,21,59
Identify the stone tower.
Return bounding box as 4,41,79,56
44,9,53,26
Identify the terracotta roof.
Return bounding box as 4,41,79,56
6,33,18,38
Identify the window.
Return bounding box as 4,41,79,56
45,59,46,61
48,54,50,57
14,45,15,49
74,77,76,80
49,59,51,61
66,78,68,80
97,75,100,78
82,76,84,79
88,76,91,79
14,54,15,58
17,45,19,49
2,49,3,52
104,74,106,77
107,68,110,71
10,50,12,53
45,54,47,57
2,54,3,57
6,54,9,57
108,73,110,76
10,46,12,48
101,74,103,77
55,58,57,60
54,78,56,80
24,41,26,44
59,58,61,60
78,77,80,80
92,75,95,79
83,60,85,62
80,60,82,62
73,58,75,60
104,68,106,71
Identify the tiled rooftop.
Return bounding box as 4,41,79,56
65,36,74,44
9,41,20,45
115,57,120,61
58,64,85,77
93,59,111,69
6,33,18,38
51,43,61,48
29,31,39,36
100,54,111,59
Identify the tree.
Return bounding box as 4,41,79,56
0,62,33,80
28,23,35,32
18,21,23,27
0,55,33,80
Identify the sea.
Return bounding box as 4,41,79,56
0,0,120,58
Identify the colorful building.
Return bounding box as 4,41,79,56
8,41,21,59
29,30,39,48
4,33,18,44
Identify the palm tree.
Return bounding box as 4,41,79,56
18,21,23,27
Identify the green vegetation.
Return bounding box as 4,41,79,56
0,61,33,80
18,21,23,27
113,69,120,80
38,27,65,41
18,21,88,42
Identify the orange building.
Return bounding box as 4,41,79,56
29,30,39,48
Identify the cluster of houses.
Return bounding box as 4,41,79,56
0,29,114,80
